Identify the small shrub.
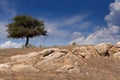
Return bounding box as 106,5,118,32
72,42,77,45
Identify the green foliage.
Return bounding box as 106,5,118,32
6,15,47,47
7,15,47,38
72,42,77,45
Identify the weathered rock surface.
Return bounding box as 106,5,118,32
0,43,120,80
11,64,39,73
108,46,120,56
40,48,60,56
72,46,98,58
10,52,40,65
108,41,120,56
94,43,113,56
113,52,120,59
0,63,11,72
115,42,120,48
35,51,68,71
0,43,120,75
56,65,80,73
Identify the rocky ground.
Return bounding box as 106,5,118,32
0,43,120,80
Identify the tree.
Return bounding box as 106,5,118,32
6,15,47,47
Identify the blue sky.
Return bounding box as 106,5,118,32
1,0,120,48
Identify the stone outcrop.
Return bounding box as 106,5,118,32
108,46,120,56
40,48,60,56
108,42,120,56
0,43,120,74
113,52,120,59
72,47,91,58
115,42,120,48
35,51,68,71
72,46,98,58
0,63,11,72
94,43,113,56
10,52,40,65
56,65,80,73
11,64,39,73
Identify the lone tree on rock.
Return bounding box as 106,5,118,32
6,15,47,47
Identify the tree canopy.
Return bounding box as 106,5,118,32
6,15,47,47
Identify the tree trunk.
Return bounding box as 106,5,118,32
25,36,29,47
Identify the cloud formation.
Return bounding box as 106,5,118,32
47,15,90,36
70,0,120,44
105,0,120,26
70,25,120,44
0,41,23,48
41,14,92,45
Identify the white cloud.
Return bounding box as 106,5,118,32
105,0,120,26
70,25,120,44
0,41,23,48
45,14,90,40
70,0,120,45
71,32,83,39
45,22,71,38
37,14,91,46
62,15,86,26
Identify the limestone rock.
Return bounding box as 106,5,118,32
64,53,81,65
10,52,40,65
115,42,120,48
72,47,93,58
56,65,80,73
60,49,69,54
35,52,67,70
94,43,113,56
113,52,120,59
108,46,120,56
35,50,83,71
40,48,60,56
0,63,11,72
86,46,99,57
11,64,39,73
43,52,67,59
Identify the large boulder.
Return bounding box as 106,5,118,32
108,42,120,56
10,52,40,65
86,46,99,57
108,46,120,56
10,48,61,65
0,63,11,72
35,50,83,71
113,52,120,59
94,43,113,56
64,52,82,65
72,46,96,59
56,65,80,73
11,64,39,73
35,51,67,71
40,48,60,56
115,42,120,48
43,51,67,59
